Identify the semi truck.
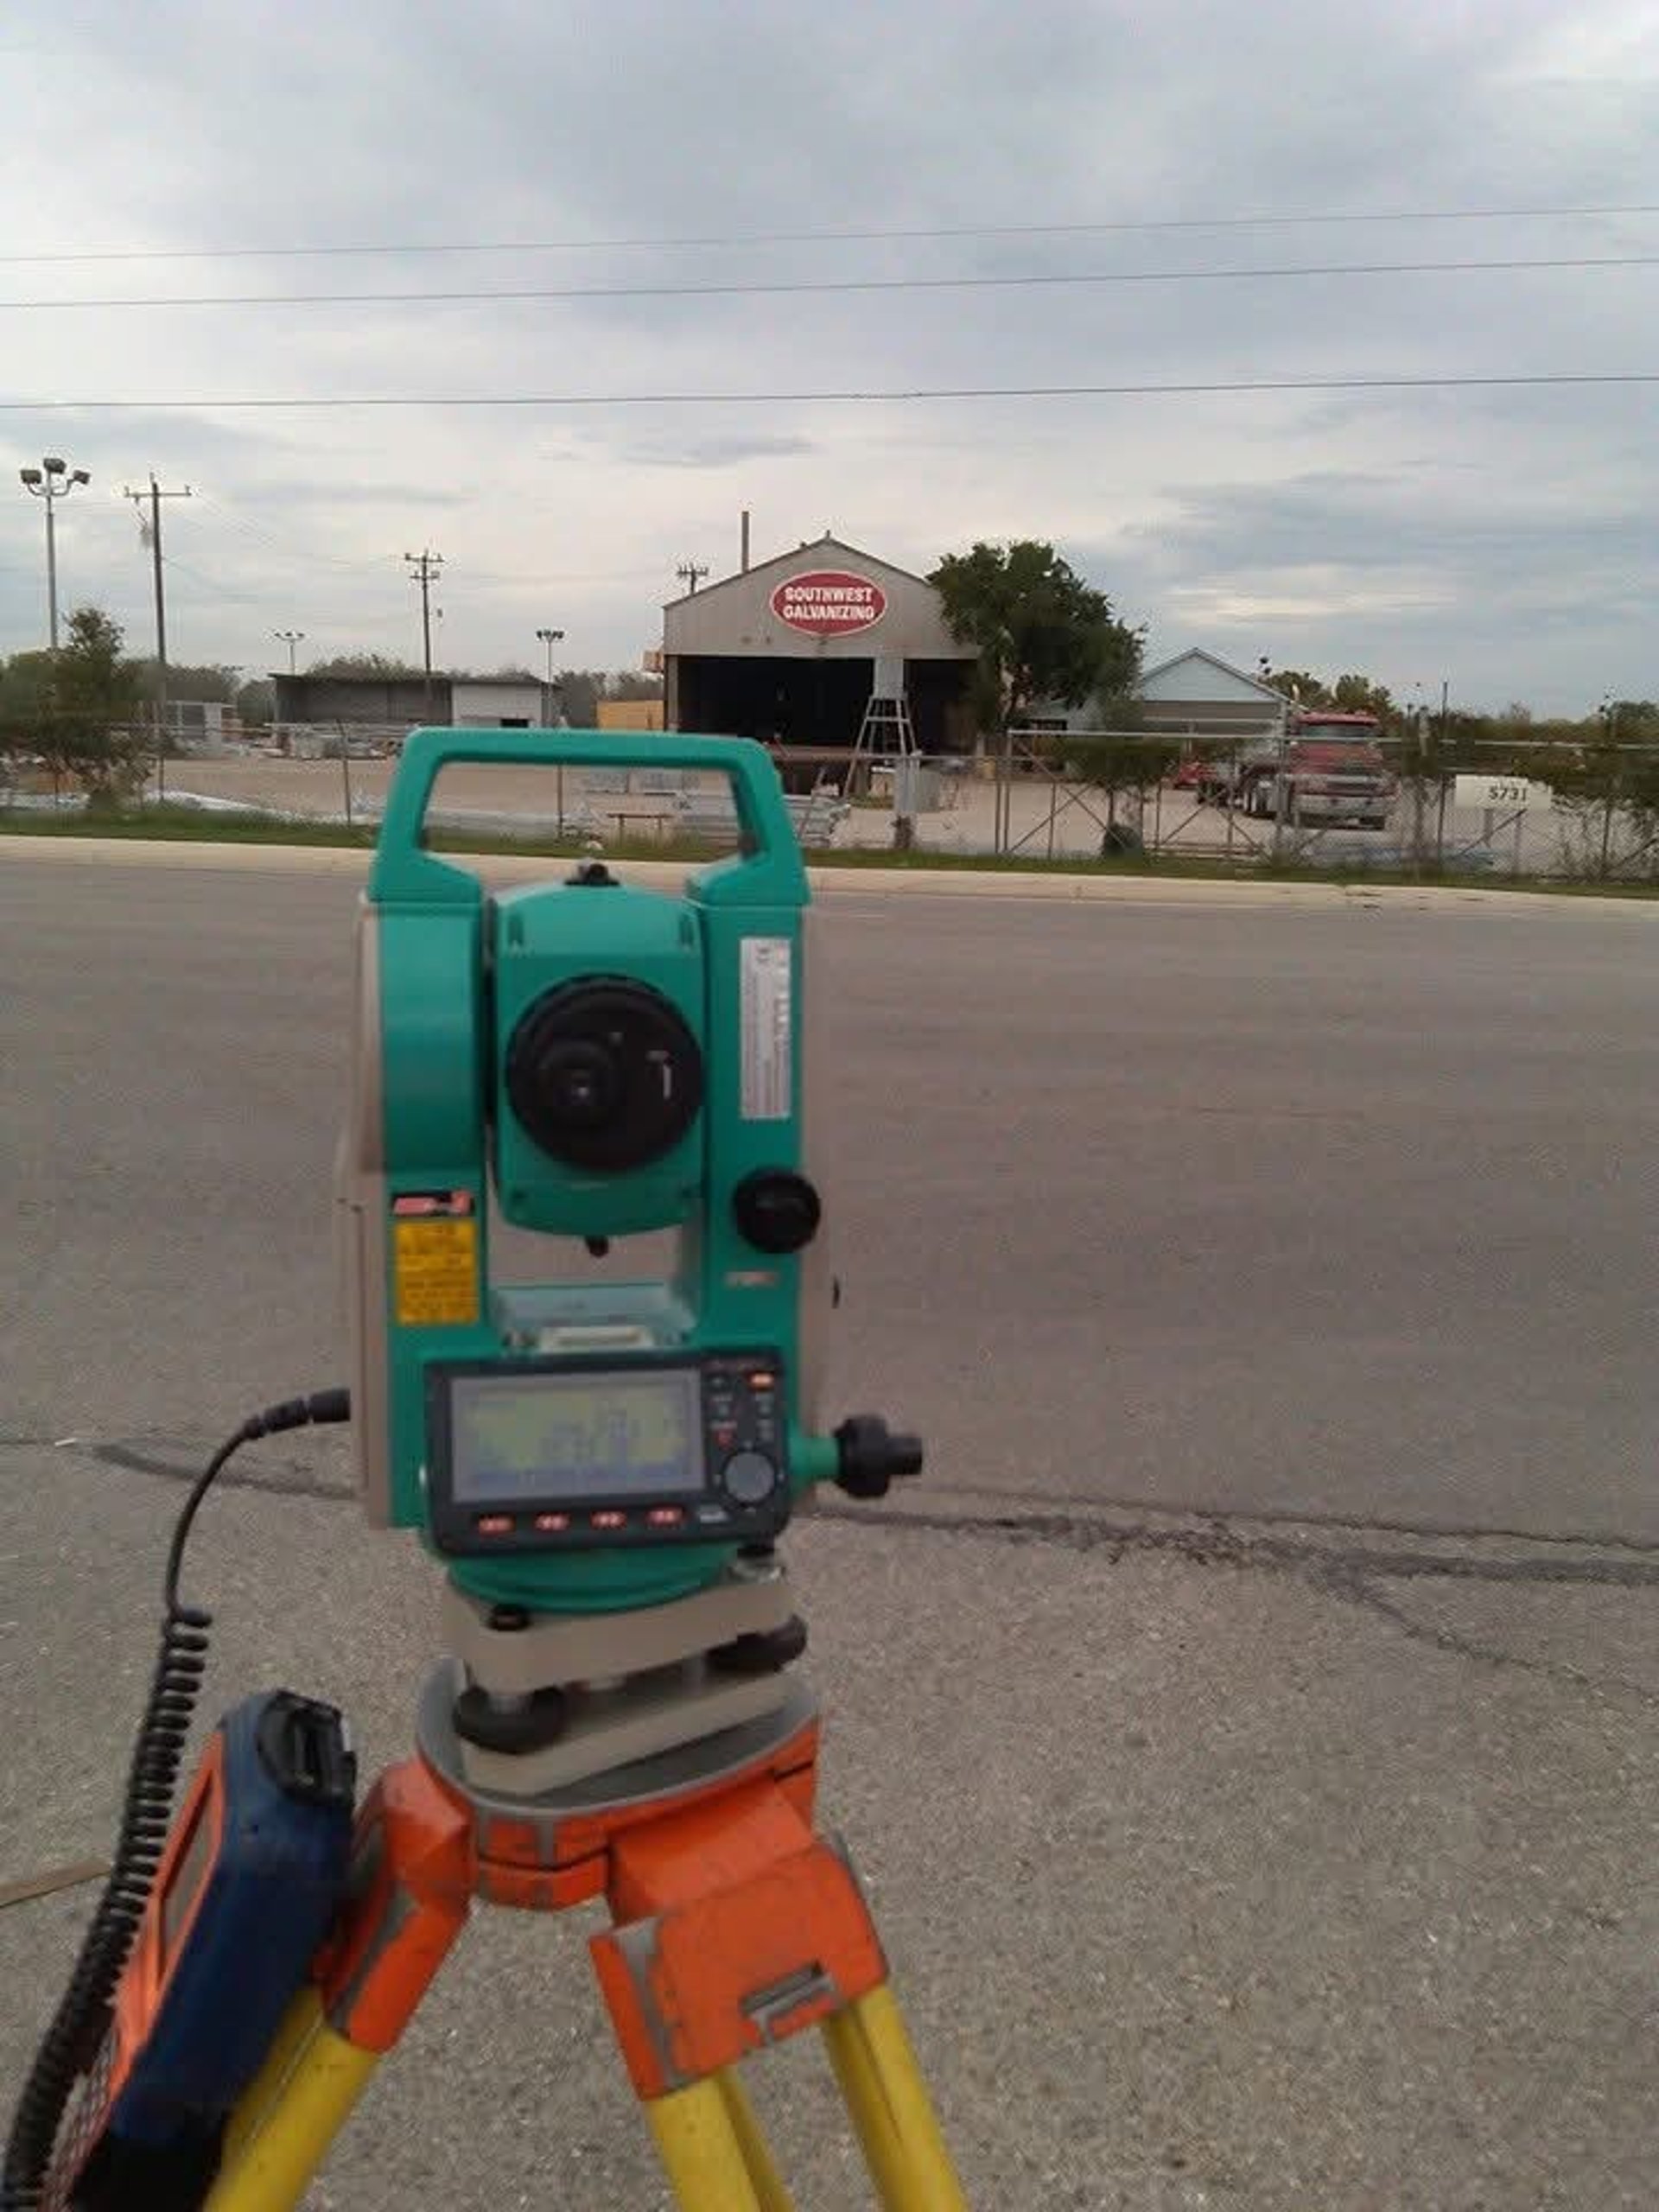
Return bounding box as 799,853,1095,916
1232,709,1396,831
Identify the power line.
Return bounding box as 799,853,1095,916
158,551,263,605
191,490,404,572
7,251,1659,312
191,493,664,588
1,372,1656,415
3,202,1658,265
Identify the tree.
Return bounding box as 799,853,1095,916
305,652,423,678
1524,701,1659,877
41,607,147,806
0,648,56,732
928,540,1142,747
237,677,276,727
134,658,240,705
555,670,603,726
1330,673,1397,725
1262,666,1334,709
1065,688,1179,842
0,650,54,793
1259,668,1398,721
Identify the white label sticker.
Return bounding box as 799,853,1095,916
741,937,793,1122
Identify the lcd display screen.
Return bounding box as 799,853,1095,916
446,1369,704,1503
161,1794,215,1960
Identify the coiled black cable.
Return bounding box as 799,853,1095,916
1,1389,349,2212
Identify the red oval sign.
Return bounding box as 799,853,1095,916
769,569,887,639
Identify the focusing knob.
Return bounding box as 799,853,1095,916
832,1415,925,1500
733,1170,822,1255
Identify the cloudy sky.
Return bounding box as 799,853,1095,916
2,0,1656,712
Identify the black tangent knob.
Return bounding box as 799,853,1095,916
733,1170,822,1255
832,1414,925,1501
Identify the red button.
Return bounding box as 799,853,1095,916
748,1371,775,1389
534,1512,571,1534
647,1506,685,1527
590,1510,628,1531
475,1514,514,1537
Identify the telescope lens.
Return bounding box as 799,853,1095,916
505,979,703,1172
539,1039,617,1128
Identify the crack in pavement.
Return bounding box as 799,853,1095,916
813,1502,1659,1708
12,1436,1656,1586
817,1501,1659,1588
938,1478,1659,1559
11,1439,1655,1702
84,1436,354,1502
1329,1572,1659,1710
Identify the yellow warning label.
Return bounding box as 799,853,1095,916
393,1218,480,1328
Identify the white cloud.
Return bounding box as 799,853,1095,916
0,0,1655,709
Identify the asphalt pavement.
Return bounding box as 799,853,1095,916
3,852,1656,2209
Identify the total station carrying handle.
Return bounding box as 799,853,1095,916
368,727,808,909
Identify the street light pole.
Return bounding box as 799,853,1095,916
535,626,564,727
18,457,91,650
275,630,306,676
535,625,568,826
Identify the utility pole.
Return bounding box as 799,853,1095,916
123,474,193,801
1599,693,1619,879
18,456,91,650
1436,678,1451,864
274,629,306,675
676,559,709,597
405,550,444,717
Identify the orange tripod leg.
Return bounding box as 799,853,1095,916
315,1758,474,2051
204,1758,474,2210
579,1762,976,2208
211,1712,966,2210
588,1771,888,2101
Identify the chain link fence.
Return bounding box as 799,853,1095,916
820,728,1659,882
8,719,1659,884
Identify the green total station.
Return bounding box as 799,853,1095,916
335,728,920,1622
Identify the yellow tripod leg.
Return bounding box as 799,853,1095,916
823,1984,969,2212
646,2075,789,2212
213,1986,323,2176
716,2069,798,2212
200,1989,380,2212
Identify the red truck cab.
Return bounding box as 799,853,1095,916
1236,710,1395,830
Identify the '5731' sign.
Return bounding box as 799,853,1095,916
1453,774,1554,812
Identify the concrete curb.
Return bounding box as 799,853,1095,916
4,832,1656,918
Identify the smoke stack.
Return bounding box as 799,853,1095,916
741,508,751,573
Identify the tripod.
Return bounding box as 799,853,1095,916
196,1570,969,2212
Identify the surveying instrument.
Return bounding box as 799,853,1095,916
4,730,969,2212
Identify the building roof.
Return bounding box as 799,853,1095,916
1136,647,1289,705
663,532,938,612
268,669,539,687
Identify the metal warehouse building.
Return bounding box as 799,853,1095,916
662,535,977,775
270,672,544,731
